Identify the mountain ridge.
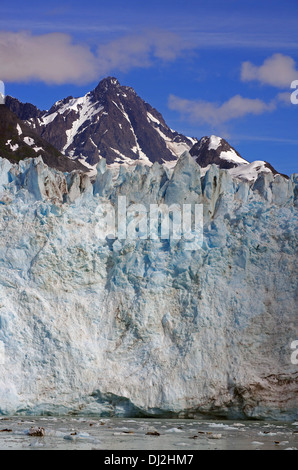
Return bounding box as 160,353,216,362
4,77,288,180
0,105,86,173
6,77,196,168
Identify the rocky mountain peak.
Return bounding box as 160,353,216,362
6,77,194,169
97,76,120,89
190,135,248,170
93,76,121,99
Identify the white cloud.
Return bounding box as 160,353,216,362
241,53,298,88
97,30,190,73
168,94,275,126
275,91,292,106
0,29,191,85
0,31,97,85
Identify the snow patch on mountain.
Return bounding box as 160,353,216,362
229,160,272,181
208,135,222,150
220,149,248,166
63,98,103,153
23,136,35,146
5,140,19,152
16,124,22,136
147,112,161,125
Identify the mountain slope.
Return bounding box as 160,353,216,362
190,135,287,180
190,135,248,169
0,105,86,173
6,77,196,168
5,78,287,181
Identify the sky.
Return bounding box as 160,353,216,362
0,0,297,175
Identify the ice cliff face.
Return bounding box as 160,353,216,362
0,153,297,420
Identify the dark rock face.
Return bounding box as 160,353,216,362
0,105,86,173
6,77,195,166
5,96,43,122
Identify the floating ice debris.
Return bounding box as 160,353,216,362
63,433,78,441
165,428,184,433
63,431,92,441
275,441,290,446
208,423,239,430
29,440,45,448
44,429,66,438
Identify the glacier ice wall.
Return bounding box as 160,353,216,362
0,153,297,420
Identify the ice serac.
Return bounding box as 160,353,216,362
0,153,297,420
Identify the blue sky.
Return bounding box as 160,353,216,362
1,0,298,175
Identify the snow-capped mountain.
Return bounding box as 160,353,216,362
5,77,286,181
190,135,248,169
0,105,86,172
6,77,196,169
190,135,286,181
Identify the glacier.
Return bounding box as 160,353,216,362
0,152,297,420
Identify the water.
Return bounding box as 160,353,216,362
0,417,297,450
